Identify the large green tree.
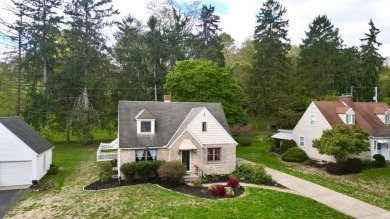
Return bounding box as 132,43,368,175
164,59,244,125
193,4,225,67
358,19,385,101
248,0,291,129
312,125,369,162
61,0,118,144
298,15,345,98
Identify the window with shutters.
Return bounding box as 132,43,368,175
346,113,355,124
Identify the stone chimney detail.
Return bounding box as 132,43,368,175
339,95,353,107
164,95,171,103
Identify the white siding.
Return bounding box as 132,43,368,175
35,149,52,180
293,102,336,162
187,108,236,145
0,161,32,186
0,123,36,161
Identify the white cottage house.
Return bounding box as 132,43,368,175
97,98,237,178
0,117,53,187
273,95,390,163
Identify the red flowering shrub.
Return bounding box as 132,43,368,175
227,178,240,189
209,184,226,196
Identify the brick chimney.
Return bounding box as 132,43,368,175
339,94,353,107
164,95,171,103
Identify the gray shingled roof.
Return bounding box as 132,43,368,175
119,101,230,148
135,109,156,120
0,117,53,154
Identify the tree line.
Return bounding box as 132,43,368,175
0,0,388,143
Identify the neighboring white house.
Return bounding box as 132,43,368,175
97,97,237,178
0,117,53,187
273,95,390,163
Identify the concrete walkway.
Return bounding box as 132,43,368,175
236,157,390,219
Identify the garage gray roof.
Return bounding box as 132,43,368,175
0,117,53,154
119,101,230,148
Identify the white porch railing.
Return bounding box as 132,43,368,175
97,138,118,161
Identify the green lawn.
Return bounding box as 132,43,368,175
7,140,350,218
237,137,390,210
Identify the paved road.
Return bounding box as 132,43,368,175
0,189,28,219
237,157,390,219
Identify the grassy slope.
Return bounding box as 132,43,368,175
237,138,390,210
7,140,350,218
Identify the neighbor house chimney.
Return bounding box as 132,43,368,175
339,94,353,107
164,95,171,103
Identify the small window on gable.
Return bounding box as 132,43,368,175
141,121,151,133
309,115,316,126
385,110,390,124
202,122,207,132
346,114,355,124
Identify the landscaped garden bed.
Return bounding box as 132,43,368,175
84,178,246,199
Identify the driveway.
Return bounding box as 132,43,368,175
0,189,28,219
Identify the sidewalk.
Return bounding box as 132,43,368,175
237,157,390,219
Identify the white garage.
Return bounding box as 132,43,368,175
0,117,53,187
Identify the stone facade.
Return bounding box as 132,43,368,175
118,131,236,177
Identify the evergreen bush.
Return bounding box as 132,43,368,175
282,147,308,162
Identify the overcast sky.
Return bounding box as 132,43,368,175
113,0,390,58
1,0,389,59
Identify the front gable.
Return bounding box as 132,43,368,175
186,108,237,145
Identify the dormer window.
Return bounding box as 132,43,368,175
135,109,155,134
346,113,355,124
141,121,151,132
385,110,390,124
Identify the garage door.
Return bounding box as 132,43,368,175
0,161,32,187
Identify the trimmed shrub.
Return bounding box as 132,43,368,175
326,162,344,175
209,184,226,196
158,161,186,184
111,159,118,167
120,161,165,181
326,158,363,175
236,136,253,146
47,164,60,175
227,178,240,189
280,140,297,154
282,147,308,162
373,154,386,167
120,163,136,181
344,158,363,173
233,163,272,185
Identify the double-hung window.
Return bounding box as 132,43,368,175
207,148,221,162
299,136,305,147
309,115,316,126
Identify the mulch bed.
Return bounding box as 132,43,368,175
84,179,245,199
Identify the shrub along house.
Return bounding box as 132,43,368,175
98,96,237,179
273,95,390,163
0,117,53,187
